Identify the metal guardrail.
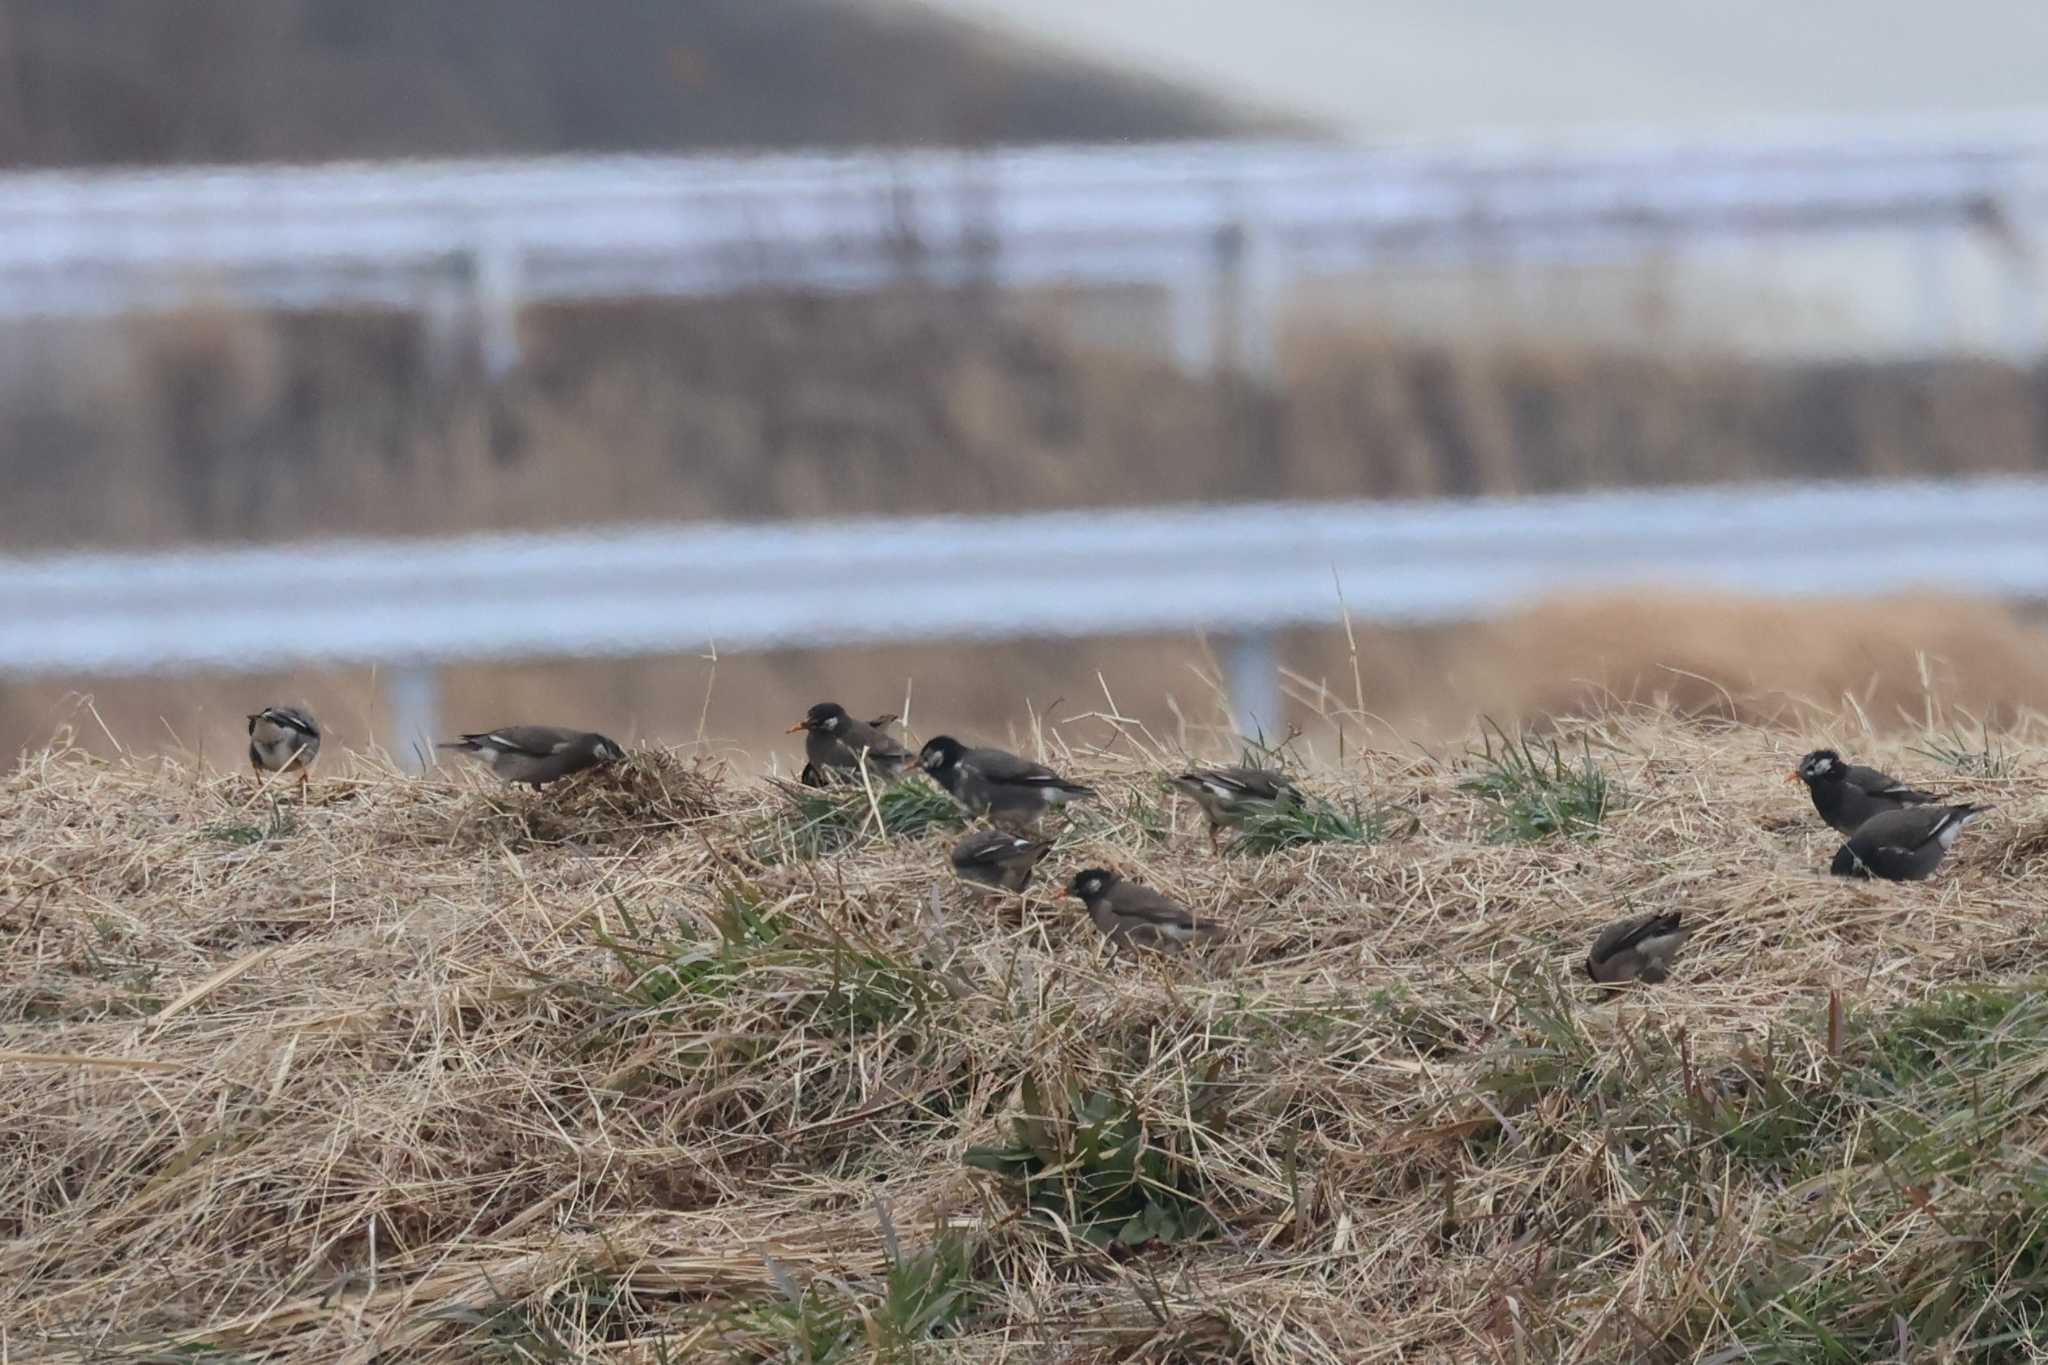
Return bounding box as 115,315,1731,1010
5,476,2047,754
5,112,2048,370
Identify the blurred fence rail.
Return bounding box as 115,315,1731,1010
6,111,2048,372
5,476,2047,757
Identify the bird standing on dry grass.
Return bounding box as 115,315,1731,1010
1830,802,1990,881
919,736,1096,829
1585,911,1689,985
247,705,320,791
1169,765,1301,852
438,726,625,787
1064,868,1219,951
949,829,1051,895
1790,748,1941,835
789,702,910,784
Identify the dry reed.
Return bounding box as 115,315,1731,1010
4,703,2048,1362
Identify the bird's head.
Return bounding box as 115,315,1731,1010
1793,749,1844,785
919,735,966,773
790,702,849,735
1065,868,1117,901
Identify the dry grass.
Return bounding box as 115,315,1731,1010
8,700,2048,1362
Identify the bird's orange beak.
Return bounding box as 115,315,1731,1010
1783,771,1799,784
786,721,809,733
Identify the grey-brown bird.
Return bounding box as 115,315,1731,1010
1830,802,1990,882
438,726,625,787
949,829,1051,894
789,703,911,784
1169,766,1301,852
248,705,320,783
1064,868,1220,951
1790,748,1941,835
919,736,1096,828
1585,911,1690,985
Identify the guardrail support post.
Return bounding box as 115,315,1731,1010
474,238,525,379
1215,219,1279,382
1910,224,1952,355
385,663,440,773
1221,631,1281,741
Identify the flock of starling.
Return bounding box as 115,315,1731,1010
245,703,1996,982
1585,747,1995,987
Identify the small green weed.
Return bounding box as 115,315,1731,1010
1227,795,1412,855
964,1074,1219,1250
1911,720,2020,778
714,1216,982,1363
1459,720,1619,842
204,797,297,846
756,776,965,863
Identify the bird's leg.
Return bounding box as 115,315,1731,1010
1208,824,1221,856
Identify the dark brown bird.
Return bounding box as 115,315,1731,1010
1830,803,1990,882
789,703,911,784
1790,748,1941,835
247,705,320,781
1064,868,1220,951
438,726,624,787
1585,911,1690,985
1168,766,1301,852
919,736,1096,828
949,829,1051,894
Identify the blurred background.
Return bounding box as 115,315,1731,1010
4,0,2048,770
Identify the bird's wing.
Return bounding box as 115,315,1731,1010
1112,885,1200,928
1846,764,1939,802
1180,767,1289,801
263,707,319,737
969,748,1069,786
955,833,1044,866
841,720,911,761
480,726,577,756
1590,913,1680,962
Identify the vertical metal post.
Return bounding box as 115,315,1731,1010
1222,631,1281,741
1994,201,2043,362
473,237,525,379
385,663,440,774
1910,224,1952,356
1215,219,1280,382
1168,276,1217,373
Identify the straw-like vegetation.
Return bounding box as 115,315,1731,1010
6,704,2048,1362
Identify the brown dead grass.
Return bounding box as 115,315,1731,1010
5,699,2048,1361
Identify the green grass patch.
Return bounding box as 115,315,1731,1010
1463,980,2048,1361
1226,794,1413,855
965,1073,1221,1251
203,796,297,845
1912,719,2021,779
754,776,965,863
1458,720,1619,842
712,1218,983,1363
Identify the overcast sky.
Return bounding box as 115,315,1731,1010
918,0,2048,136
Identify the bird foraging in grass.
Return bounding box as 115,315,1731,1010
248,705,320,791
1829,803,1989,882
788,703,911,784
949,829,1051,895
1064,867,1219,952
1585,911,1689,985
918,736,1096,829
1168,765,1301,853
1789,748,1941,835
438,726,625,788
